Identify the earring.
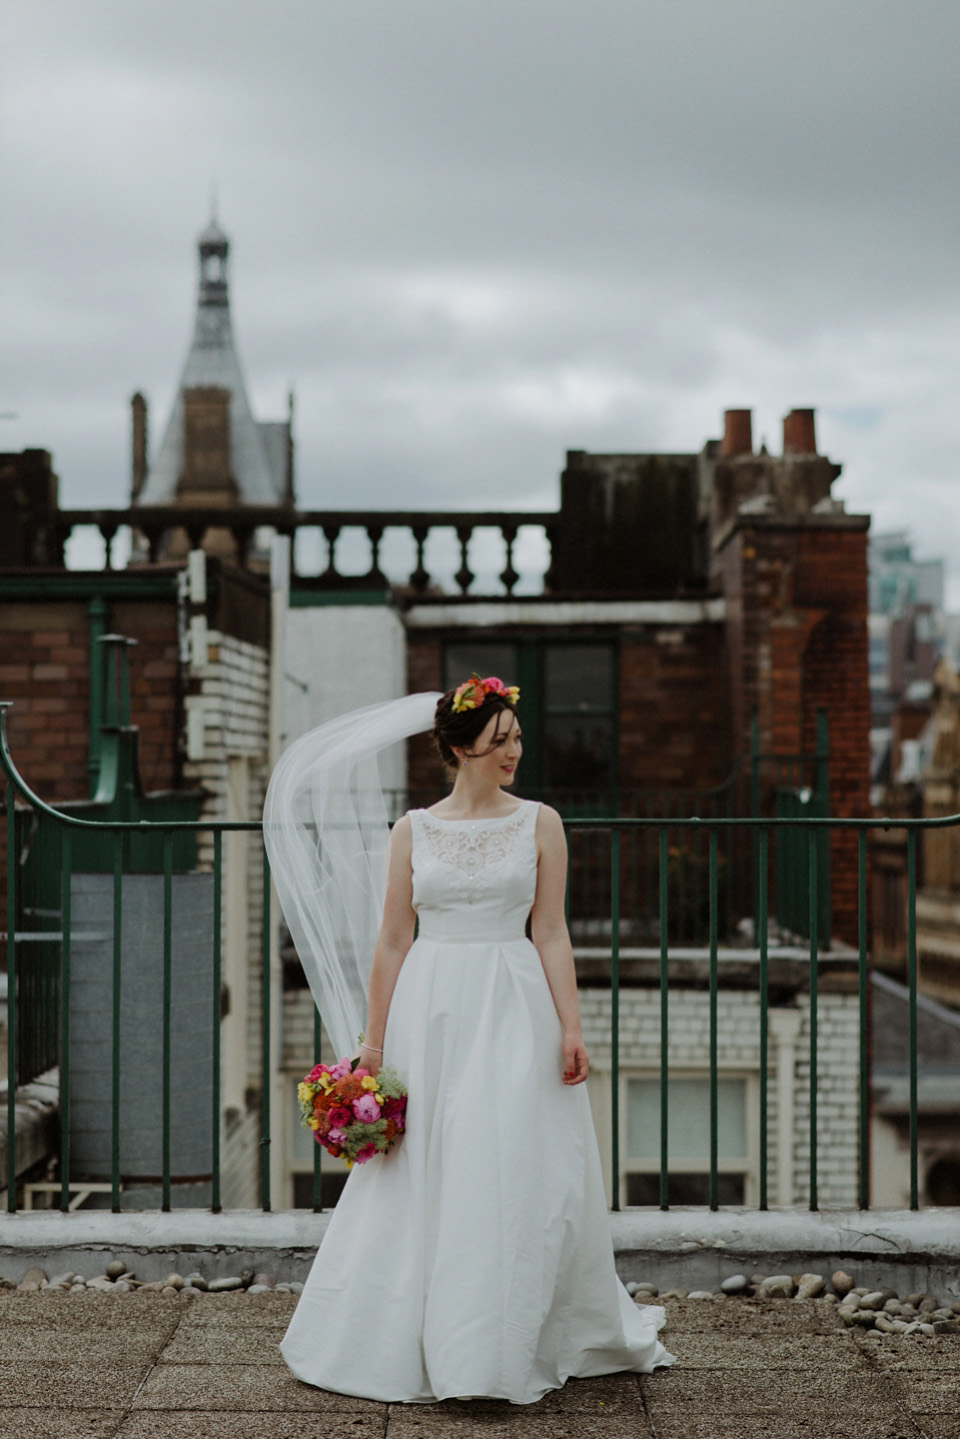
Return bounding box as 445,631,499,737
462,759,468,767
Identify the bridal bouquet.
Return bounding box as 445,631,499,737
297,1058,408,1167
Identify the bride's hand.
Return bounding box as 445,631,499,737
562,1033,589,1085
356,1043,382,1077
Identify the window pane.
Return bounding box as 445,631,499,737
545,644,613,712
544,716,614,789
626,1077,747,1160
444,644,518,692
293,1170,347,1209
626,1172,745,1206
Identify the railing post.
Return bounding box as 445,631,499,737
758,827,769,1210
111,833,123,1212
211,830,222,1214
658,826,669,1210
58,829,72,1212
708,828,719,1211
750,710,760,943
313,1005,323,1211
907,830,918,1211
6,782,17,1211
858,827,869,1209
808,828,819,1211
261,847,272,1213
161,832,173,1212
610,827,620,1212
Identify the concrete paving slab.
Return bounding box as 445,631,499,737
666,1333,860,1368
115,1414,386,1438
913,1419,960,1439
385,1419,654,1439
157,1324,285,1365
0,1359,152,1410
0,1412,124,1439
527,1373,646,1414
657,1297,838,1336
873,1338,960,1371
640,1367,897,1415
885,1374,960,1415
132,1362,385,1412
172,1293,297,1330
648,1422,921,1439
0,1290,182,1331
0,1329,164,1367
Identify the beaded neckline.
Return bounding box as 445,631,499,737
417,801,533,826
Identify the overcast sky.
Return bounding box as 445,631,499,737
3,1,959,595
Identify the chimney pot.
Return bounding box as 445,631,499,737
721,409,753,457
783,408,817,455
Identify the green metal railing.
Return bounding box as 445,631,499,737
1,709,950,1216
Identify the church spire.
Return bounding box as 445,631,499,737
197,216,229,310
132,217,294,510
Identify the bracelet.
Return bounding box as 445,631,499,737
359,1042,383,1052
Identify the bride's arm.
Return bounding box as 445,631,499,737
530,806,590,1086
359,816,416,1075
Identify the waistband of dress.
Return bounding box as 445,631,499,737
416,928,528,945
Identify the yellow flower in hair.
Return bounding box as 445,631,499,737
452,677,482,712
505,686,520,705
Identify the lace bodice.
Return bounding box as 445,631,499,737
409,801,540,940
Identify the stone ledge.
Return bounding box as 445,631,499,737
1,1206,959,1295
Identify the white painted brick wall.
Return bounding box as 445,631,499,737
582,986,860,1207
183,631,270,1205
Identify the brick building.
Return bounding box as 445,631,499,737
2,319,872,1205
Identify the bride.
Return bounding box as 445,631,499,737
266,675,674,1404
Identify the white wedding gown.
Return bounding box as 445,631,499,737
280,800,674,1403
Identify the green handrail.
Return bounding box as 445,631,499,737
2,700,954,1218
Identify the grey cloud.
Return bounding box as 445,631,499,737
2,0,958,579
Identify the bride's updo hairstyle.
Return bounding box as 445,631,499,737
432,674,520,771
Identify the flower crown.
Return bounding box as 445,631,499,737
451,673,520,713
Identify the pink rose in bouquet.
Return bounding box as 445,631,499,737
352,1092,381,1123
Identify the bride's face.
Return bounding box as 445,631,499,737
459,709,522,786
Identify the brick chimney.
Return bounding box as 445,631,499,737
131,392,148,502
783,408,817,455
721,409,753,457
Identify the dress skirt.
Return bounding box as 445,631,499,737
280,930,674,1404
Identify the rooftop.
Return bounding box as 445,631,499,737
2,1283,957,1437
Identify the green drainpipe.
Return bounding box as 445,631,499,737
87,596,108,794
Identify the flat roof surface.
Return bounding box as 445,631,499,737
1,1288,957,1437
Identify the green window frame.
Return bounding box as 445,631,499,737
442,637,618,807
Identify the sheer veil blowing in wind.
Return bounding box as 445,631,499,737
262,691,441,1057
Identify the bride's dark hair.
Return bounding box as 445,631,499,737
432,684,518,768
